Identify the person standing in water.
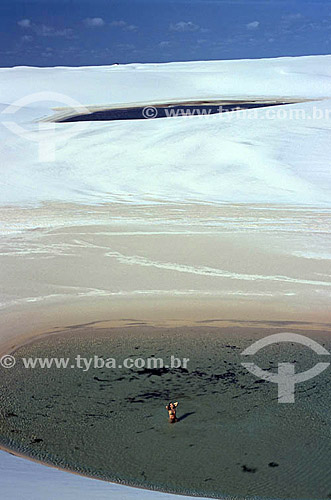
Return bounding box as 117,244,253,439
166,402,178,423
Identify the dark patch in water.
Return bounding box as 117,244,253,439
31,438,43,444
137,367,169,377
241,465,257,473
93,376,111,382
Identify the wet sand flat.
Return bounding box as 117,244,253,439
0,324,330,499
0,202,330,355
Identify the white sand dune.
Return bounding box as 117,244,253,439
0,55,331,207
0,451,218,500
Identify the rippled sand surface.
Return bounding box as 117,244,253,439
1,203,330,343
0,324,330,499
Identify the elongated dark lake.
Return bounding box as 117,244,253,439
55,99,297,122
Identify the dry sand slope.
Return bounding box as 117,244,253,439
0,202,330,351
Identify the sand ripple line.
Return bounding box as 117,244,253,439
104,250,331,287
0,287,297,310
